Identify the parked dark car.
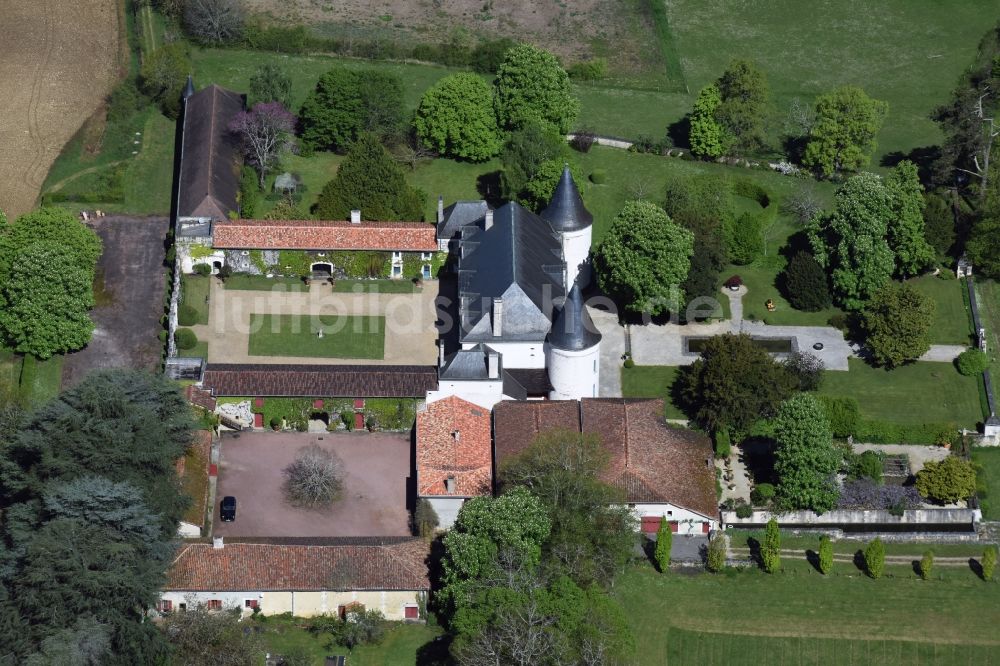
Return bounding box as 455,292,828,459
220,496,237,522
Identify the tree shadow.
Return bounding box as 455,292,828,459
852,550,867,573
416,634,454,666
911,560,922,577
747,537,762,567
970,557,984,579
805,549,822,573
782,135,809,165
475,171,504,209
666,115,691,149
880,145,942,186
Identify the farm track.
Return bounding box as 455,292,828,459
0,0,121,217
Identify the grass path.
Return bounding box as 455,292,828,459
729,547,977,567
45,159,127,193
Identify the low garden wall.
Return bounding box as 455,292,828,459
723,508,981,530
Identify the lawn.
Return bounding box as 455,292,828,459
17,354,64,407
331,279,416,294
973,447,1000,521
255,616,442,665
819,359,982,428
248,314,385,359
615,563,1000,666
974,279,1000,381
620,365,685,419
223,275,308,292
180,275,211,325
907,275,973,346
255,152,343,217
663,0,987,165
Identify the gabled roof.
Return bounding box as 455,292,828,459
212,219,438,251
540,165,593,232
437,200,489,242
166,538,430,592
493,399,717,518
439,344,497,381
548,283,601,351
201,364,438,397
177,84,245,221
416,396,493,497
457,202,565,343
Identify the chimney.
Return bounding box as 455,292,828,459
212,537,224,550
492,297,503,337
445,476,456,494
437,196,444,224
438,342,445,367
487,350,499,379
350,209,361,224
484,210,494,230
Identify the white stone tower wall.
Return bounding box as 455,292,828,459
546,342,600,400
562,226,592,289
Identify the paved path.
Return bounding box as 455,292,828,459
718,446,754,503
591,305,625,397
726,285,745,330
920,344,966,362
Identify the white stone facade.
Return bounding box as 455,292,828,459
158,589,423,620
632,503,717,535
561,225,592,289
546,342,600,400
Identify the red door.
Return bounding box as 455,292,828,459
669,521,679,533
640,516,661,534
702,521,710,534
354,412,364,430
404,605,419,620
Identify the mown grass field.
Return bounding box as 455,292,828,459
819,359,982,428
248,313,385,359
973,447,1000,522
180,275,210,325
907,275,974,346
615,563,1000,666
974,279,1000,382
621,365,685,419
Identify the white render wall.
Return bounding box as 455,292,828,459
561,226,592,289
632,503,718,535
462,341,545,369
159,590,422,620
427,380,504,410
425,496,467,530
546,342,600,400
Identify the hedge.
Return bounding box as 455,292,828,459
174,328,198,350
177,304,199,327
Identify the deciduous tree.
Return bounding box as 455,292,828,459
677,333,797,436
283,444,344,508
249,63,292,107
803,86,888,177
593,201,694,316
922,192,956,258
415,73,502,161
494,44,579,134
299,68,405,151
773,394,840,513
228,101,296,188
183,0,245,44
138,42,192,118
885,161,934,277
689,84,725,158
160,607,264,666
861,282,934,368
915,456,976,504
967,215,1000,279
499,121,578,210
715,59,770,153
315,134,424,220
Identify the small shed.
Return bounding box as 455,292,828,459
274,172,299,195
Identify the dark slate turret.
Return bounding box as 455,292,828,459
540,165,593,232
183,75,196,100
548,283,601,351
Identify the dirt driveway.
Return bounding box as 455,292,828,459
214,431,412,538
61,216,170,389
0,0,122,217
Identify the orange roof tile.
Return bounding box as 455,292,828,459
416,395,492,497
212,219,438,251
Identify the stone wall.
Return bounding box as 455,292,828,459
722,508,981,529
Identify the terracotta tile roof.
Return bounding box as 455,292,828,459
166,538,431,592
185,385,217,412
212,219,438,251
416,396,492,497
493,399,718,518
202,364,438,398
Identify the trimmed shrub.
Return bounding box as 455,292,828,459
177,304,199,327
983,546,997,581
194,263,212,276
848,450,884,484
270,416,282,430
706,533,726,572
761,518,781,573
864,538,885,579
856,420,957,446
714,427,731,459
818,396,860,438
567,58,608,81
916,456,977,503
734,499,752,519
919,550,933,580
623,358,635,369
174,328,197,350
751,482,776,505
956,348,989,376
724,212,764,265
818,535,833,574
589,168,607,183
654,517,672,572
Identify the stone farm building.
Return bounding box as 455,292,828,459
160,537,430,620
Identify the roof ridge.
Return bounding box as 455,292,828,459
205,87,221,206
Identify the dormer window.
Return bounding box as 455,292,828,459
451,430,460,442
445,476,456,494
421,252,433,260
392,251,403,261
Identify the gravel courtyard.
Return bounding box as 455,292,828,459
213,430,412,538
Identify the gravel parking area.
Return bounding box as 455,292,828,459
213,430,412,538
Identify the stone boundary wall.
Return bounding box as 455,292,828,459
722,508,981,529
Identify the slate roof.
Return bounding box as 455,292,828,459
416,396,493,497
540,165,593,232
437,200,489,242
177,84,245,221
493,399,718,518
166,538,431,591
201,364,438,397
548,283,602,351
502,368,552,396
439,344,497,381
212,219,438,252
457,202,565,343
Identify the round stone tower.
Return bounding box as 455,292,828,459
540,165,594,290
546,283,602,400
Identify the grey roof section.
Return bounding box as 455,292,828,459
183,75,195,100
504,368,552,395
548,283,602,351
437,200,489,241
540,165,593,232
177,84,245,221
439,344,499,380
457,202,565,343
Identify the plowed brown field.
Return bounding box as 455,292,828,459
0,0,122,218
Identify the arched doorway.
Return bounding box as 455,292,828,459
212,260,223,274
311,262,333,278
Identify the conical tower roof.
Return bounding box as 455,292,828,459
183,75,196,100
549,283,601,351
540,165,593,232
